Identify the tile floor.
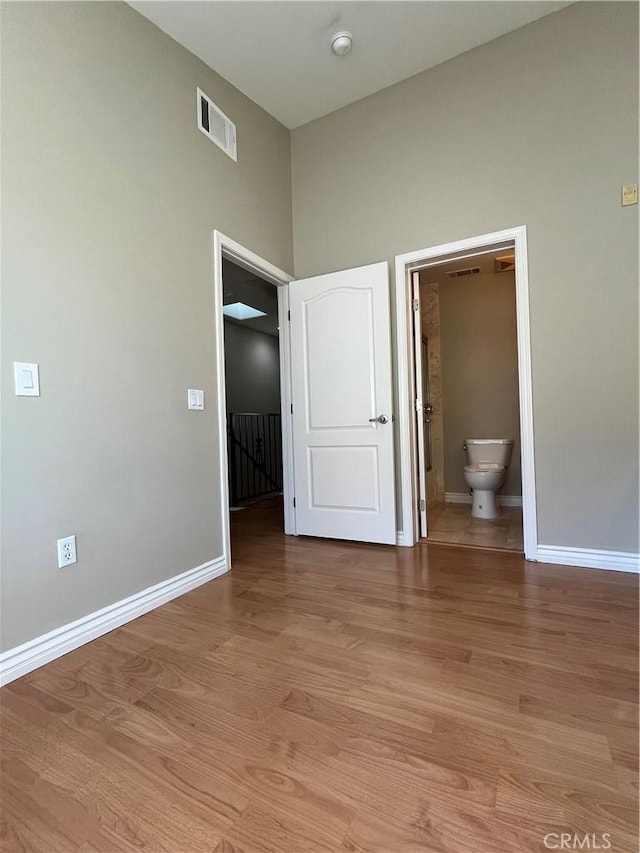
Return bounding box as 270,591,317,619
426,501,524,551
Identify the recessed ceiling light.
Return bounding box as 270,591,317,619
222,302,267,320
331,31,353,56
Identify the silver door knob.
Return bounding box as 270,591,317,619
369,414,389,424
424,403,434,414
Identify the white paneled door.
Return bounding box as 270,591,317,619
290,262,396,544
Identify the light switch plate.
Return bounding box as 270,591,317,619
14,362,40,396
187,389,205,410
622,183,638,206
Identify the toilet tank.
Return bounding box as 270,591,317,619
464,438,513,467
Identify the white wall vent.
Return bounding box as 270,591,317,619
445,266,481,279
197,88,237,162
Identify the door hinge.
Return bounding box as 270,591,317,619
290,403,293,414
415,399,422,413
419,499,426,512
288,310,291,321
293,497,296,508
412,299,420,312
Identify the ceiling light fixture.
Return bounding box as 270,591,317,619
330,31,353,56
222,302,266,320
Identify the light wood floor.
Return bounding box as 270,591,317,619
426,502,524,551
1,499,638,852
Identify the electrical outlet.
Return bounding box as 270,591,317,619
57,535,77,568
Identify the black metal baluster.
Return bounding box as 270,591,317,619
227,412,283,504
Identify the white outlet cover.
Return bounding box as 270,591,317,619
14,362,40,396
188,389,205,410
57,535,77,568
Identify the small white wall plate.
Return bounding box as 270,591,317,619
14,362,40,396
188,389,205,410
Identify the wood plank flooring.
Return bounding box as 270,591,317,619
1,498,638,852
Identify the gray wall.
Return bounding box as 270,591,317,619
438,272,521,496
1,2,293,651
224,321,281,414
291,2,639,553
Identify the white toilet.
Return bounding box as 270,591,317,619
463,438,514,519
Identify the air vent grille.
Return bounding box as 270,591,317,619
197,88,237,162
445,267,481,279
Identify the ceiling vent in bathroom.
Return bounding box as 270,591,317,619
495,254,516,273
197,87,237,161
445,266,481,279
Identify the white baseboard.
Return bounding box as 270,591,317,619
444,492,472,504
0,556,228,687
497,495,523,508
445,492,523,508
536,545,640,574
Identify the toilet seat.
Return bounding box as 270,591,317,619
464,463,504,474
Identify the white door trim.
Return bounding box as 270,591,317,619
411,271,428,538
394,226,538,560
213,231,295,570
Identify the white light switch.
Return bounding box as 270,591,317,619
187,389,205,410
14,362,40,396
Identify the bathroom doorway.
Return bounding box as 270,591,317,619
413,247,523,550
394,226,538,559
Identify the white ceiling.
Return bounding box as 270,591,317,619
129,1,573,129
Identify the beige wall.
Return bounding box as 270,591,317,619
438,271,521,496
1,2,293,651
292,2,639,554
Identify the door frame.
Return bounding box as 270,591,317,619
213,230,295,569
394,225,538,560
412,272,428,538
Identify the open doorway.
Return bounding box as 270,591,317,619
413,246,523,550
395,226,538,560
213,231,294,570
222,259,284,529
